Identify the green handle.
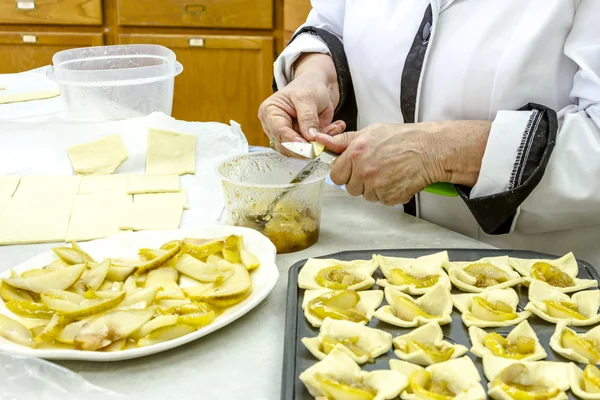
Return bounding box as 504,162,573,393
423,182,458,197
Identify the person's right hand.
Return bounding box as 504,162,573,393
258,53,345,156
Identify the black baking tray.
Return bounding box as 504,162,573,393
281,248,600,400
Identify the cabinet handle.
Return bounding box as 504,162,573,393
16,1,36,10
188,38,205,47
184,4,206,16
22,34,37,43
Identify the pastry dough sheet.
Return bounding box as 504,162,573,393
134,190,189,210
12,175,80,198
65,194,133,241
0,89,60,104
127,174,180,194
0,194,74,244
0,175,20,197
119,196,183,231
67,134,128,175
79,174,129,195
146,128,196,175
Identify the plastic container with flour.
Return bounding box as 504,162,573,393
47,44,183,121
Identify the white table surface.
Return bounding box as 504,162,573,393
0,185,490,400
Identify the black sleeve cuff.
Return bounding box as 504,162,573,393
272,27,358,131
456,103,558,235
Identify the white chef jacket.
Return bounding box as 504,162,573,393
273,0,600,266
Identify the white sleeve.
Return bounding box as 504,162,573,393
273,1,346,90
467,0,600,234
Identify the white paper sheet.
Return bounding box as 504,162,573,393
0,112,248,227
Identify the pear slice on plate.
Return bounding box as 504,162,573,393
137,323,196,347
183,264,252,308
3,263,86,293
0,314,35,347
81,259,110,291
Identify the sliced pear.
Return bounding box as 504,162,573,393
584,364,600,393
110,244,180,276
175,254,225,283
157,298,191,309
320,336,369,358
492,364,560,400
181,237,228,261
544,300,586,320
183,264,251,308
56,320,87,344
307,291,368,324
61,292,126,319
119,287,159,309
137,323,196,347
136,315,179,339
145,268,182,293
390,293,440,321
3,263,86,293
41,290,84,313
312,142,326,157
52,246,95,265
471,296,517,322
315,266,363,289
98,280,123,292
106,264,136,282
237,236,260,271
102,338,127,352
178,311,216,328
409,369,454,400
45,259,69,270
21,269,54,278
5,300,53,319
81,259,110,290
74,309,154,350
389,269,439,288
160,267,179,282
314,373,376,400
463,262,510,288
222,248,241,264
34,313,66,343
406,340,454,363
0,280,33,302
561,328,600,363
0,314,35,347
67,279,88,296
484,333,534,359
168,302,212,315
531,262,574,288
84,290,123,300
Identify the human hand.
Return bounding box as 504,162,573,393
315,121,491,205
258,53,345,156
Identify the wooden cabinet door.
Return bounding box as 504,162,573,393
0,0,103,25
0,32,104,73
120,34,273,147
283,0,312,43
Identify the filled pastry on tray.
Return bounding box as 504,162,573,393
392,321,468,366
469,320,547,361
510,252,597,293
525,280,600,326
443,256,522,293
373,285,453,328
483,355,570,400
301,317,392,364
569,364,600,400
375,251,452,295
452,288,532,328
550,321,600,364
389,356,486,400
298,257,379,291
300,346,407,400
302,289,383,328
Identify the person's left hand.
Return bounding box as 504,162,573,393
315,121,491,205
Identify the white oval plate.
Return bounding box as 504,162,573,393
0,225,278,361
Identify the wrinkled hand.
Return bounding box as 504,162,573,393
258,53,345,156
316,121,491,205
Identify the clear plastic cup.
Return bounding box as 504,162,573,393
46,44,183,121
218,152,329,254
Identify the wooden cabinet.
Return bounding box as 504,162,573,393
117,0,273,29
0,0,103,25
121,33,273,146
0,32,103,73
0,0,315,145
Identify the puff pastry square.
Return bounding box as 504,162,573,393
298,256,378,291
302,289,383,328
444,256,522,293
469,320,547,361
550,321,600,364
452,288,532,328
